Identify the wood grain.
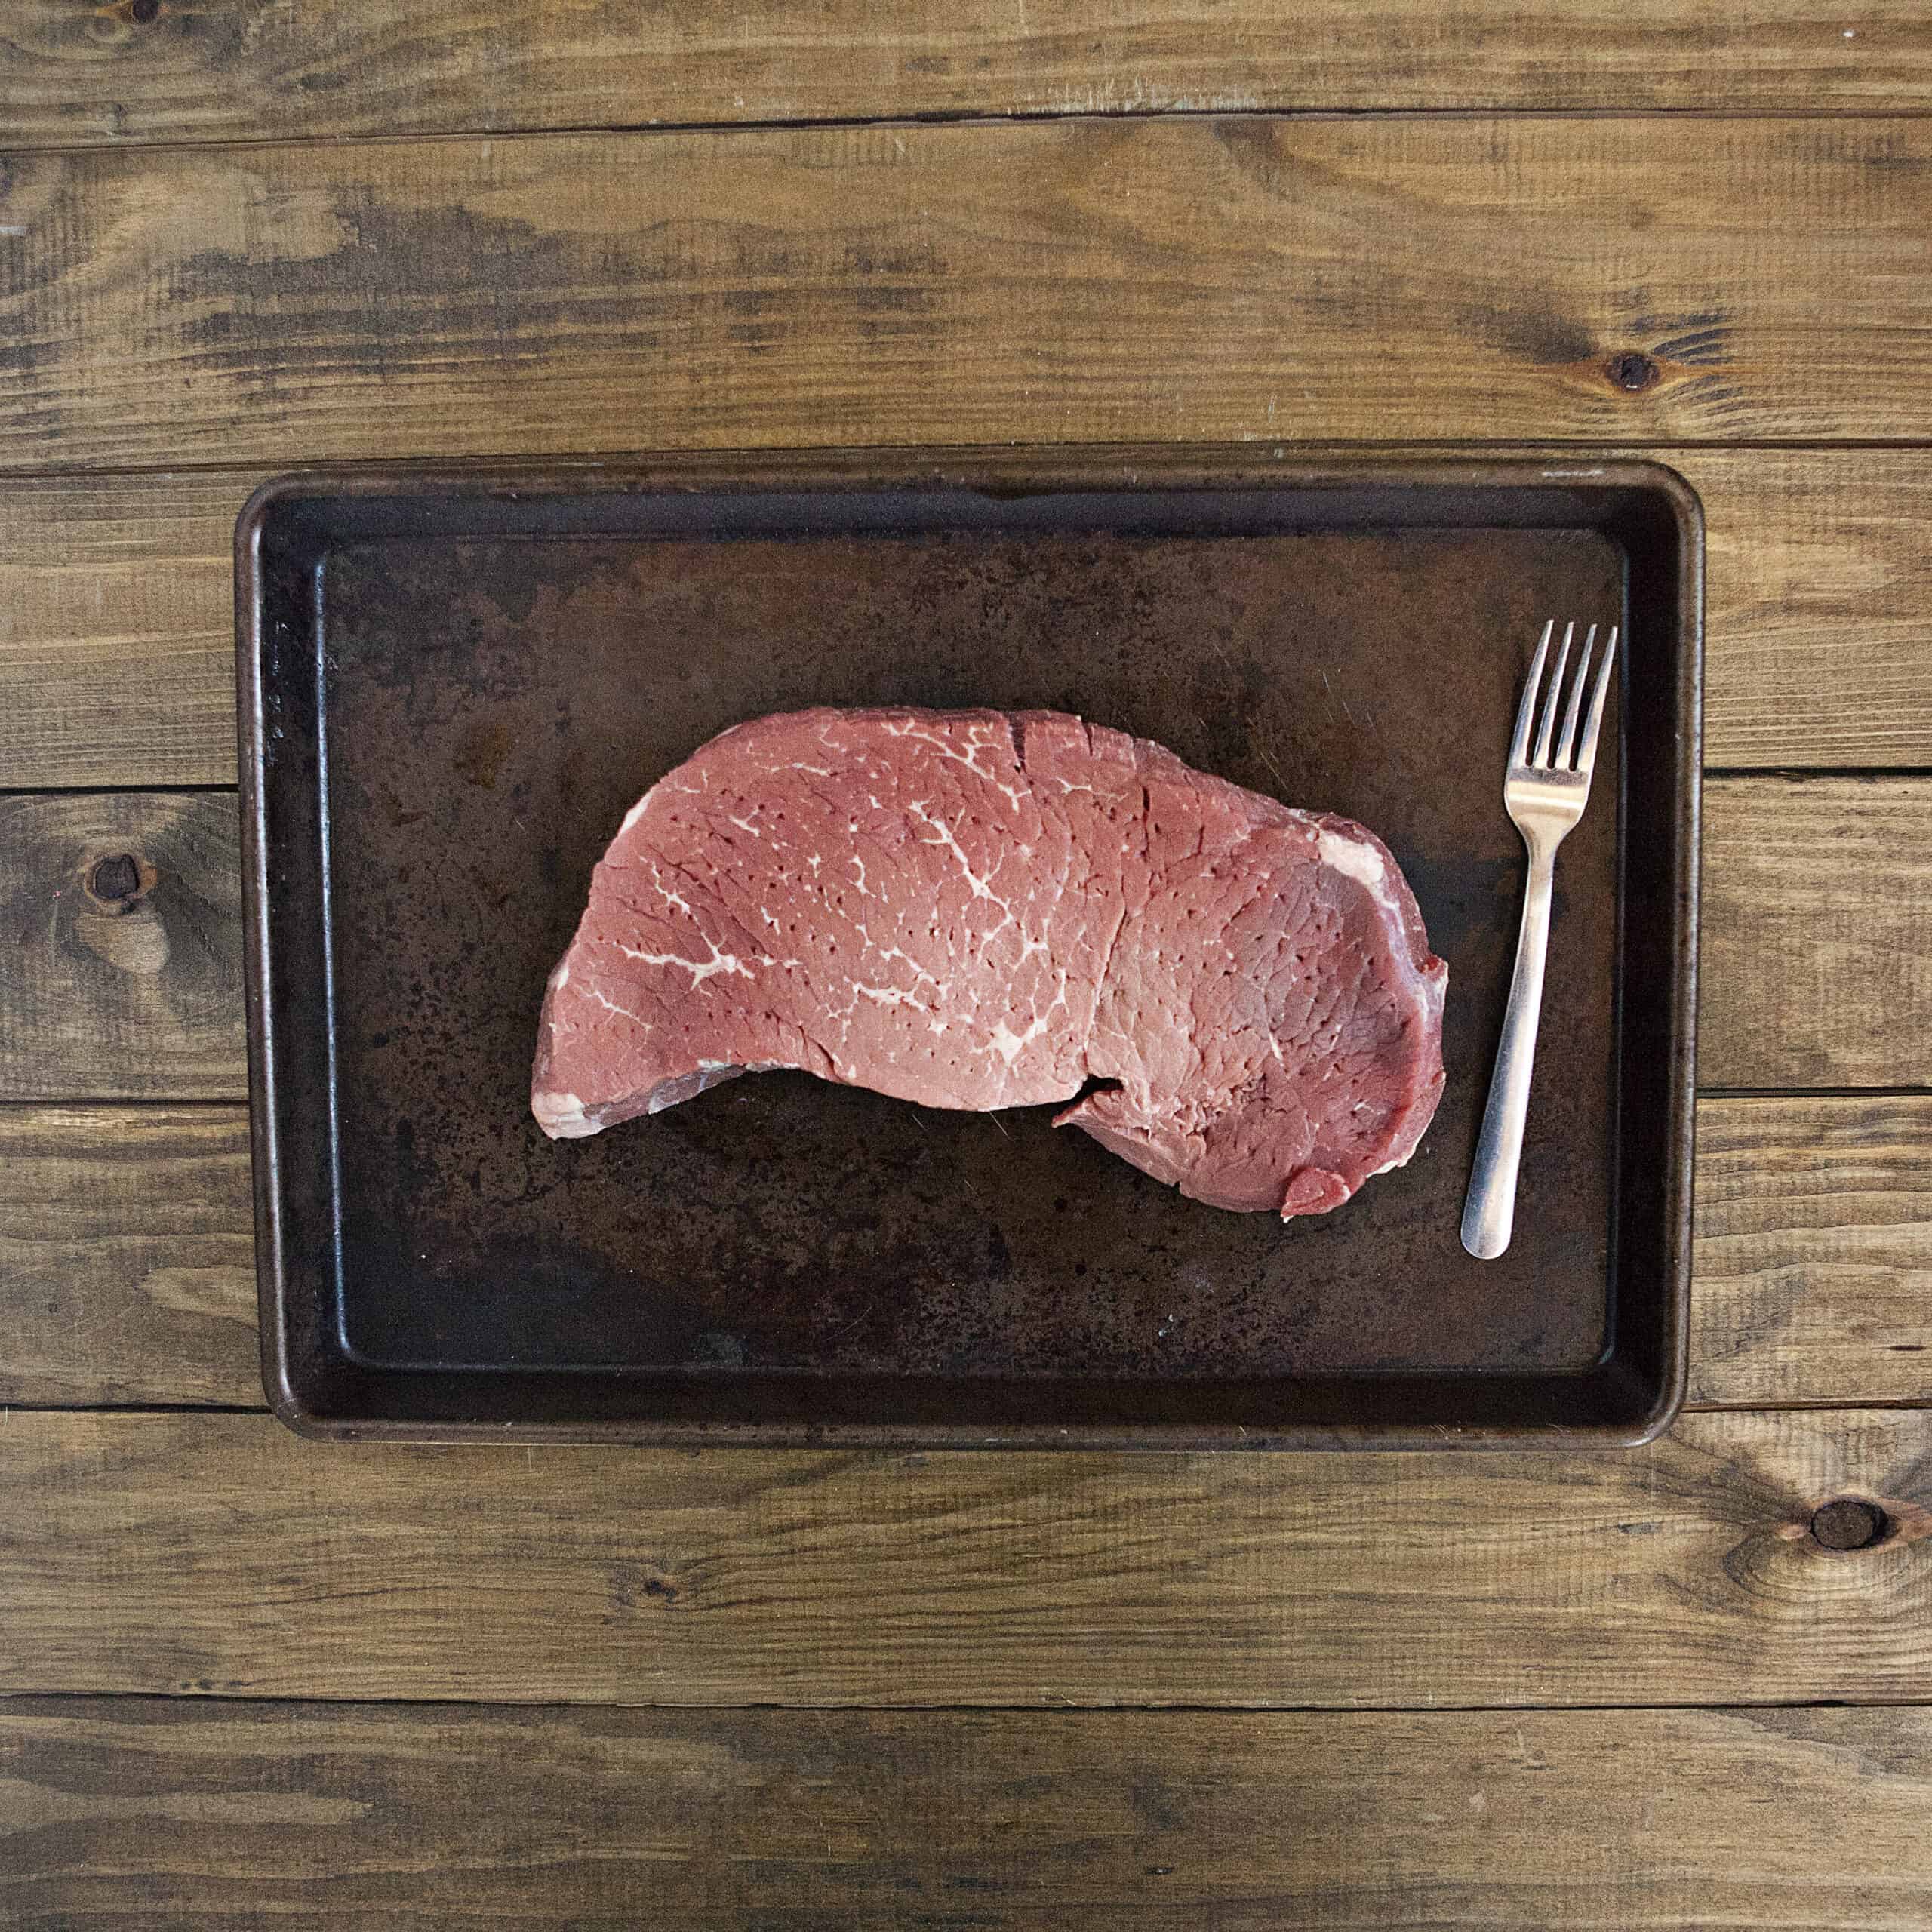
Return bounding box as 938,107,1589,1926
1695,450,1932,771
5,1094,1927,1411
7,1698,1932,1929
3,119,1930,473
0,777,1909,1101
0,1106,257,1407
7,0,1929,146
1702,777,1932,1091
0,1408,1925,1705
0,792,244,1103
5,451,1931,790
0,469,239,790
0,19,1924,1913
1693,1097,1932,1408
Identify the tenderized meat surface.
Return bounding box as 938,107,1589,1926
533,707,1446,1218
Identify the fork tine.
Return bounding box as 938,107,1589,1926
1509,620,1554,767
1531,622,1574,766
1554,623,1598,768
1575,623,1620,774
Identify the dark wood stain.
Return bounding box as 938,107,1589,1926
5,121,1932,469
4,0,1928,146
10,1699,1932,1928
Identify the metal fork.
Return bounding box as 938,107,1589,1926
1461,619,1620,1260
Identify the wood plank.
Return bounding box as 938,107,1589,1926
0,469,239,790
0,1106,257,1408
7,1700,1932,1930
0,1408,1926,1705
3,120,1930,473
5,1094,1927,1412
1693,1096,1932,1408
1701,777,1932,1091
5,451,1931,790
1694,449,1932,771
0,778,1912,1103
5,0,1929,147
0,792,244,1103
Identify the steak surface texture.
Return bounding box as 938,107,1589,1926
533,707,1447,1218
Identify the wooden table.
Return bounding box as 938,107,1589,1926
4,6,1930,1922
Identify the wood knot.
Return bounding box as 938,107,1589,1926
85,851,153,912
130,0,161,21
1810,1499,1890,1552
1604,351,1660,393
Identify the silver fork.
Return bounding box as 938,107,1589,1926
1461,619,1620,1260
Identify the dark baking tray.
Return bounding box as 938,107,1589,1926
238,451,1700,1448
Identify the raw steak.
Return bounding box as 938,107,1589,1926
533,708,1446,1218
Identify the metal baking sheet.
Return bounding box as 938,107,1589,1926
238,452,1700,1447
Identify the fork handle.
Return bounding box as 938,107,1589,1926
1461,841,1555,1260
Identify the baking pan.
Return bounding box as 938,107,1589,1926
238,451,1700,1448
